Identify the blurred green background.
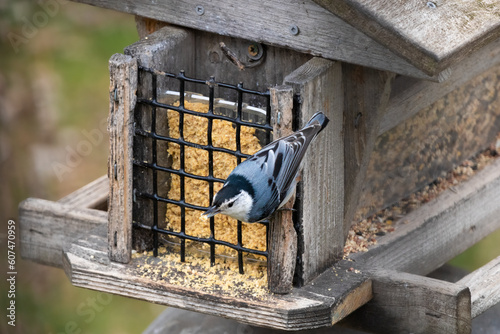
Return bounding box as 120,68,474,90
0,1,499,333
0,1,165,333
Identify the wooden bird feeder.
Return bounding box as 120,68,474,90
20,1,500,333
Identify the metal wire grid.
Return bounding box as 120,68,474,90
132,66,272,274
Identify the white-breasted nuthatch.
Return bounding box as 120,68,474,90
203,111,329,223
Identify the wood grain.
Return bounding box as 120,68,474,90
342,64,395,239
135,16,168,39
313,0,500,75
343,270,471,334
58,175,108,210
268,85,297,294
108,53,137,263
124,26,194,252
19,198,107,268
62,223,372,331
191,30,311,102
284,58,345,285
458,255,500,318
68,0,438,80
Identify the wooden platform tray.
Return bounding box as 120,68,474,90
19,157,500,332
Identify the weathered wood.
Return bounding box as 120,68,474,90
62,224,372,331
192,31,312,101
313,0,500,75
295,261,373,326
125,26,194,251
124,25,309,96
268,85,297,294
19,198,107,268
143,308,372,334
342,270,471,334
458,255,500,318
58,175,108,210
69,0,439,80
384,42,500,134
352,158,500,276
135,16,168,39
143,272,500,334
342,64,395,237
284,58,344,285
108,53,137,263
357,60,500,219
380,37,500,135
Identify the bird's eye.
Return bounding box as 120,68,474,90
227,201,234,208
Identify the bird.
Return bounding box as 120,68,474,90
202,111,329,223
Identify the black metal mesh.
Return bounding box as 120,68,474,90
132,66,272,274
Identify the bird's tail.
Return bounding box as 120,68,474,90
304,111,329,133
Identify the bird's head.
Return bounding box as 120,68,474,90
202,180,253,222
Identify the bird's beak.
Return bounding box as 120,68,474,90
203,205,221,218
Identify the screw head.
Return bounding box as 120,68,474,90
247,43,264,61
289,25,299,35
195,5,205,15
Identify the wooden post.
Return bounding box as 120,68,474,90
342,64,395,241
284,57,344,285
108,53,137,263
267,85,297,294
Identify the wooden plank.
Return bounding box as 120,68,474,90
342,270,471,334
458,255,500,318
19,198,107,268
192,31,312,98
62,224,372,331
108,53,137,263
69,0,438,80
342,64,395,238
380,37,500,135
284,58,344,285
268,85,297,294
313,0,500,75
352,158,500,276
294,260,373,325
58,175,108,210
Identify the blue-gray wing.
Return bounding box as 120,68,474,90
241,122,323,212
231,112,328,221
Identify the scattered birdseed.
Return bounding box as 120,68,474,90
164,99,267,259
131,244,269,300
344,133,499,257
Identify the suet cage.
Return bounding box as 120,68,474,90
131,66,272,274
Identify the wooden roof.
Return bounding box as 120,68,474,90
314,0,500,75
71,0,500,80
